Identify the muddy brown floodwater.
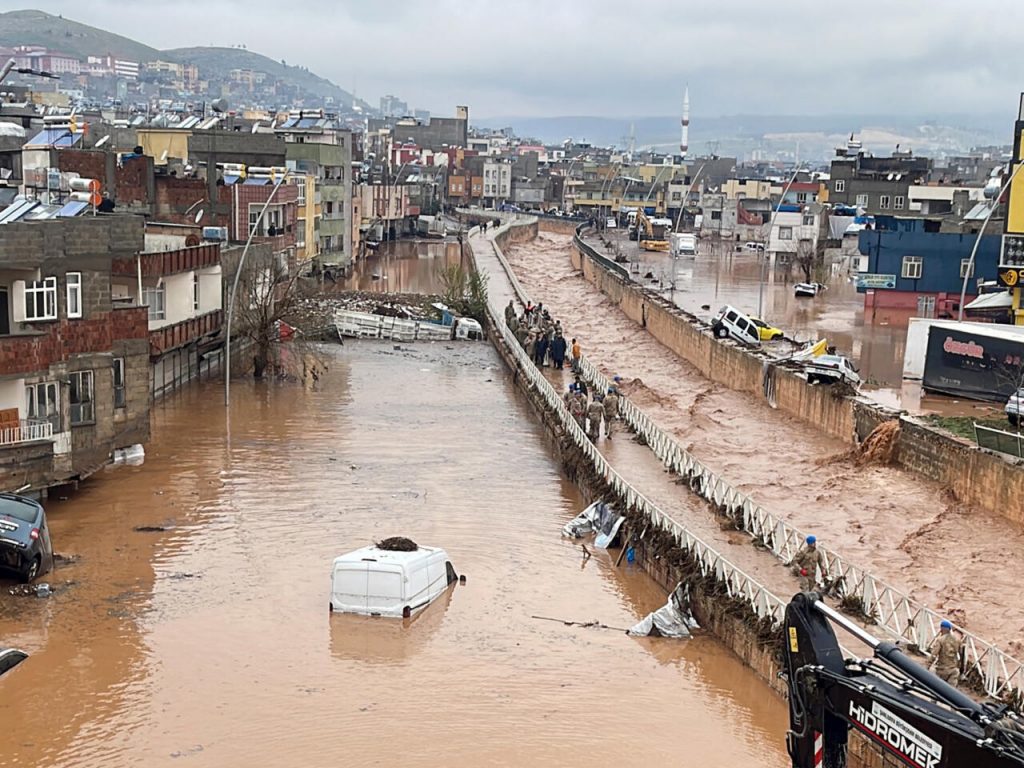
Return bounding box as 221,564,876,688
0,341,788,768
504,231,1024,648
343,239,467,295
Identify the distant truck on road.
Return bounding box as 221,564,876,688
670,232,697,258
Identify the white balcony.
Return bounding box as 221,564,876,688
0,419,54,447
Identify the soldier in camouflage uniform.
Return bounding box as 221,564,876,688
928,620,962,687
789,534,825,592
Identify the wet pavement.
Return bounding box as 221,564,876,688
502,230,1024,648
0,341,788,768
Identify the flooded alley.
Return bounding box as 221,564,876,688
503,230,1024,647
343,239,466,295
0,341,788,768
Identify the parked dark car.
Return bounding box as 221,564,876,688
0,494,53,583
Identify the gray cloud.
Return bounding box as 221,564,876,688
11,0,1024,119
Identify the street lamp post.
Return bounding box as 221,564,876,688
958,162,1024,321
224,174,292,407
758,167,806,318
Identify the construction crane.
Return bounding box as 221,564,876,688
783,593,1024,768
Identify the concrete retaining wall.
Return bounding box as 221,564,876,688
569,235,1024,525
476,219,895,768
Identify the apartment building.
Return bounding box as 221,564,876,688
0,216,150,495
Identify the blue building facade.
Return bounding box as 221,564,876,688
856,216,1001,317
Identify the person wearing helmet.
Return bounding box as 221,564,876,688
569,387,586,429
928,620,962,687
603,386,620,439
789,534,825,592
563,384,575,409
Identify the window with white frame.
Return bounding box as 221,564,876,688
113,357,126,409
143,286,165,321
26,381,59,431
248,209,260,236
295,178,306,205
22,277,58,321
855,194,869,207
66,272,82,318
894,195,905,210
960,259,975,279
879,195,891,209
802,213,815,226
834,179,846,193
901,255,923,279
796,192,808,203
69,370,94,425
192,272,200,312
779,226,793,240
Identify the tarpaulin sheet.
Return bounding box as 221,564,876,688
562,500,625,549
628,583,699,638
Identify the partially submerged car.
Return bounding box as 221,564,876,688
748,316,785,342
803,354,861,388
1006,388,1024,426
0,647,27,678
330,540,458,618
0,494,53,583
711,305,761,347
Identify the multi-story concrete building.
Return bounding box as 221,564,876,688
482,158,511,206
278,110,353,269
0,216,150,495
828,139,932,215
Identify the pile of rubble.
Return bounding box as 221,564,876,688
286,291,446,341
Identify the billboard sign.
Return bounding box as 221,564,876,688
855,274,897,290
922,326,1024,401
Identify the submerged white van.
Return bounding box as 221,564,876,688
330,545,458,618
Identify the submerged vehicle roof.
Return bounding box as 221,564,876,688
332,545,447,567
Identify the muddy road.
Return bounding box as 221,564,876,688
0,342,787,768
504,231,1024,647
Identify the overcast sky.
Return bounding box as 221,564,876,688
11,0,1024,120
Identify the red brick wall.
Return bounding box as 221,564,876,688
57,151,152,209
230,183,298,248
149,309,223,355
0,308,148,376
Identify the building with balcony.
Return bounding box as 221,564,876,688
0,216,150,495
111,240,224,398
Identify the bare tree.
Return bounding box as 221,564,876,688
230,250,318,379
794,238,825,284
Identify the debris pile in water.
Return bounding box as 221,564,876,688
376,536,418,552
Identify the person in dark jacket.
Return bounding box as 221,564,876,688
550,333,568,369
535,330,550,367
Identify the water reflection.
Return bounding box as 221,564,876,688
344,239,465,295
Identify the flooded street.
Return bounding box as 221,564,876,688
505,231,1024,646
0,341,788,768
609,232,977,411
343,239,465,295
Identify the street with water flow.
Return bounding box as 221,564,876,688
0,339,788,767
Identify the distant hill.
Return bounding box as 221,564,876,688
0,10,368,110
165,47,365,108
0,9,159,62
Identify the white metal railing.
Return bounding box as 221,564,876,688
568,264,1024,701
478,218,1024,699
0,419,54,447
475,219,791,628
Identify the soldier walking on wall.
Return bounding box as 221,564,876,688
603,387,620,439
788,534,825,592
587,395,604,442
928,620,962,687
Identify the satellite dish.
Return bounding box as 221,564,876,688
211,99,228,113
94,135,110,148
194,209,204,224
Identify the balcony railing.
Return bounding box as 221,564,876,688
0,419,54,447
